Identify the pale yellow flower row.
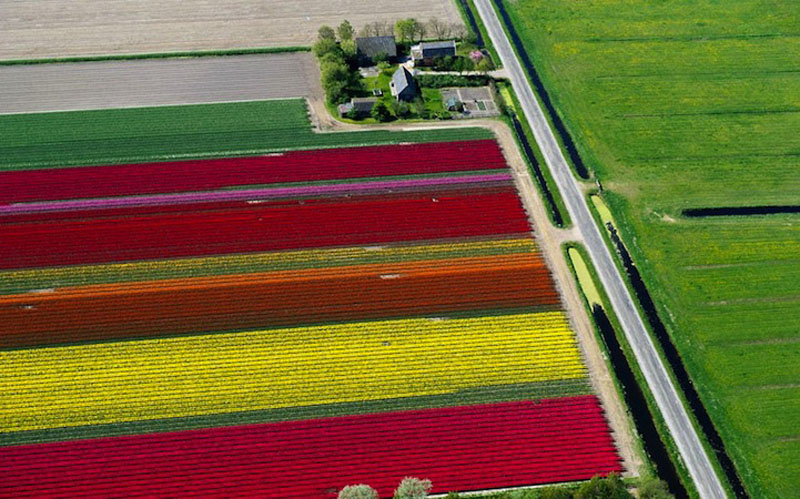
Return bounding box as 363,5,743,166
2,312,584,432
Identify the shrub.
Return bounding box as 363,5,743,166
338,484,379,499
345,107,360,120
373,51,389,64
371,101,392,122
393,477,432,499
637,476,673,499
416,74,491,88
313,38,341,58
390,99,411,118
575,473,632,499
337,20,355,41
318,25,336,41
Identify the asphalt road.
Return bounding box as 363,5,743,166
0,52,320,114
472,1,727,497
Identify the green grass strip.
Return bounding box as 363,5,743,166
0,379,591,446
0,46,311,66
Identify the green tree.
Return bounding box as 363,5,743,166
340,39,357,62
313,38,341,58
321,59,352,104
637,476,673,499
371,101,392,122
337,20,355,41
345,106,359,120
476,57,492,73
338,484,379,499
390,99,411,118
575,473,632,499
372,51,389,64
412,97,425,117
393,477,432,499
395,18,420,43
318,25,336,41
539,486,574,499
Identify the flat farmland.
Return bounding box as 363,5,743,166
0,131,626,495
0,0,462,60
0,99,492,170
500,0,800,496
0,53,321,114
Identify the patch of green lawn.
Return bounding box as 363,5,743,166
422,88,445,114
501,0,800,496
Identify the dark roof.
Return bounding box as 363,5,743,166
390,66,416,97
355,36,397,58
351,97,377,111
420,40,456,51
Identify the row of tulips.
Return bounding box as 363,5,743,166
0,397,622,498
0,139,622,497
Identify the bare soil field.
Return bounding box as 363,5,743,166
0,0,463,60
0,53,321,114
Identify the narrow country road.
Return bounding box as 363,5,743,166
471,1,727,497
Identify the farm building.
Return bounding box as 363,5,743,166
390,66,418,101
355,36,397,66
337,97,378,118
411,40,457,65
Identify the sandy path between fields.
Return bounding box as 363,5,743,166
307,102,643,477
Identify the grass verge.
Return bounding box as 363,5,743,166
487,0,592,180
563,242,696,498
585,194,738,498
454,0,502,66
496,81,571,227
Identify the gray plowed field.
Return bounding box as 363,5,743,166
0,0,462,60
0,53,321,114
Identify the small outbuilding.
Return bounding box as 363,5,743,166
338,97,378,118
355,36,397,66
411,40,457,65
389,66,418,102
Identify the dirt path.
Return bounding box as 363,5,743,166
496,121,643,479
308,103,642,477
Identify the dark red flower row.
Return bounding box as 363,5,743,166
0,396,622,498
0,140,506,204
0,187,531,269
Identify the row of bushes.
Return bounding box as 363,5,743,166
416,74,493,88
339,474,673,499
313,23,363,105
339,477,431,499
338,473,673,499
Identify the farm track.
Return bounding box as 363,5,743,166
0,53,321,114
0,107,640,492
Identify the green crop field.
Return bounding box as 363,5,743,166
0,99,491,171
500,0,800,496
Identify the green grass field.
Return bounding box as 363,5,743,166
0,99,491,170
501,0,800,496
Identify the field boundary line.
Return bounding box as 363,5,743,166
0,46,310,66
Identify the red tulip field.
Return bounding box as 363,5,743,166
0,139,622,497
